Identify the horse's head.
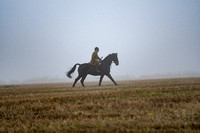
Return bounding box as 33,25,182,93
112,53,119,66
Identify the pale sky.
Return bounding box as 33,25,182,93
0,0,200,83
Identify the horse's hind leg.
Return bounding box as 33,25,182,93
81,74,87,87
73,75,82,87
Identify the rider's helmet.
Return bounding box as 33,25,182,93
95,47,99,51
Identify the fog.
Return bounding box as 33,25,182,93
0,0,200,84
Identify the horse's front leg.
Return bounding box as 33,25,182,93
99,75,104,86
106,73,117,86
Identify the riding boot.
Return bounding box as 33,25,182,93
95,66,100,73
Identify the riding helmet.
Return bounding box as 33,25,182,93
95,47,99,51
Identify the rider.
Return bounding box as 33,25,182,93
89,47,102,72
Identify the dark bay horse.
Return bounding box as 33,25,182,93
66,53,119,87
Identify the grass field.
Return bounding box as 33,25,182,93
0,78,200,133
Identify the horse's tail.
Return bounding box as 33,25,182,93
66,63,80,78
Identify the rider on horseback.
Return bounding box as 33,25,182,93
89,47,102,72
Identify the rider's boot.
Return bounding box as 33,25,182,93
95,66,100,73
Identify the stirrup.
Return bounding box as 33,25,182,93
95,67,100,72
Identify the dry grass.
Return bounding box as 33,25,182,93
0,78,200,133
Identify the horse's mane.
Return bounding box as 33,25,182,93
103,54,111,60
103,54,112,61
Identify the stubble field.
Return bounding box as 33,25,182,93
0,78,200,133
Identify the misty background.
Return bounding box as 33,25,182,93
0,0,200,84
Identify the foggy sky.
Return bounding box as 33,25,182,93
0,0,200,83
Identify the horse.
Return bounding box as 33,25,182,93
66,53,119,87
